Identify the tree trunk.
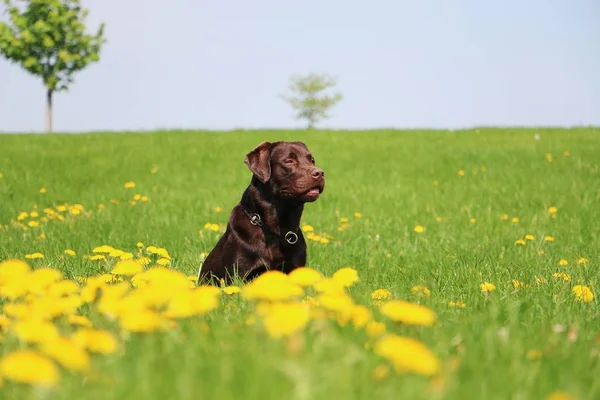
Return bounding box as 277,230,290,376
45,89,53,134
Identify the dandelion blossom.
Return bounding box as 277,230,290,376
480,282,496,293
572,285,594,303
0,350,59,386
379,300,437,327
374,334,441,376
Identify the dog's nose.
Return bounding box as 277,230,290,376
311,168,324,179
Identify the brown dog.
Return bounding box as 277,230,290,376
197,141,325,286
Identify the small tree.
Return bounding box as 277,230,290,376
0,0,105,133
280,73,343,129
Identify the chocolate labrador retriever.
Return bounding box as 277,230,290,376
197,141,325,286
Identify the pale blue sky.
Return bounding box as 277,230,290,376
1,0,599,133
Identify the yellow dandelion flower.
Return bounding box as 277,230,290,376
374,334,441,376
112,260,144,276
301,224,314,232
92,245,115,254
0,350,59,387
157,258,170,266
435,216,442,223
379,300,437,327
558,259,568,266
120,310,165,333
222,285,241,295
214,206,222,212
515,239,526,246
371,288,392,302
11,319,59,344
64,249,76,256
25,252,44,259
457,170,465,177
552,272,571,281
67,314,93,328
544,236,554,242
141,195,149,202
366,320,386,337
500,213,509,221
577,257,589,265
39,336,90,372
262,302,311,339
448,300,466,308
535,276,548,284
120,252,134,260
411,285,431,297
350,304,372,328
413,225,425,233
243,270,303,301
572,285,594,303
469,218,477,224
512,280,526,289
548,206,558,214
124,181,136,189
72,329,118,354
525,234,535,241
332,267,359,288
90,255,106,261
354,212,362,218
288,267,323,287
480,282,496,293
546,153,553,162
340,217,349,223
39,187,47,194
511,217,519,223
109,249,124,258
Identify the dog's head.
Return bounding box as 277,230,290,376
244,141,325,202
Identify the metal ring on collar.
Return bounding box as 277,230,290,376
285,231,299,245
250,213,261,226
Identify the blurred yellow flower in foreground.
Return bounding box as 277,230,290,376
379,300,437,327
414,225,425,233
243,271,303,301
261,302,310,338
72,329,118,354
39,337,90,372
289,267,323,287
545,391,579,400
332,267,359,288
124,181,136,189
112,260,144,276
374,334,440,376
0,350,60,387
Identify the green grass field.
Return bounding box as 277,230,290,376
0,128,599,400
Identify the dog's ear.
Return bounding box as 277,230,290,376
244,141,274,183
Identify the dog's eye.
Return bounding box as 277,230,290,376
284,159,294,165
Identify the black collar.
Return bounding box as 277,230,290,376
242,208,300,245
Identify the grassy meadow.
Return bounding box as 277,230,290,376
0,127,599,400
